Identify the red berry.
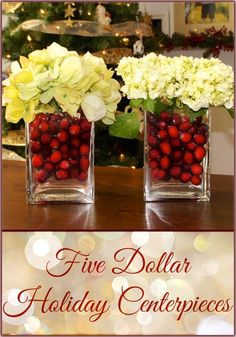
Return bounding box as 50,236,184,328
50,151,62,163
160,111,170,122
80,144,90,155
182,164,191,172
194,146,206,161
189,126,196,134
70,167,80,179
80,132,91,141
195,116,203,125
191,163,203,175
80,119,91,131
157,130,168,140
148,135,158,147
168,126,179,138
171,150,182,162
181,116,190,123
194,134,206,145
57,131,69,143
60,118,70,130
183,151,194,165
180,172,191,183
56,169,69,180
179,122,191,131
69,124,80,136
49,120,59,133
149,149,160,159
198,124,208,134
186,142,196,151
30,129,40,140
69,158,78,165
152,169,166,180
191,175,202,185
160,142,171,155
170,139,181,149
44,162,54,171
32,154,44,168
70,148,80,159
160,156,170,170
60,144,69,154
169,166,181,178
157,121,167,130
41,145,52,158
180,132,192,143
41,133,51,144
78,172,88,182
149,160,158,169
39,121,49,133
171,113,181,126
35,169,47,183
30,141,41,153
147,125,155,134
59,160,70,170
80,156,90,171
50,138,60,149
70,137,80,148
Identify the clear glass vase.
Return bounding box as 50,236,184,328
26,111,94,204
144,110,210,201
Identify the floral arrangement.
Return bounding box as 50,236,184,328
2,42,121,125
110,53,234,138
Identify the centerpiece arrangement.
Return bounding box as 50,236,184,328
116,53,234,201
3,42,121,204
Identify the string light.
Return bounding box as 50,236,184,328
56,25,60,30
102,50,106,55
119,153,125,161
40,9,45,15
115,33,119,37
6,54,11,59
122,37,129,45
87,11,91,16
131,165,136,169
127,3,130,7
27,35,32,42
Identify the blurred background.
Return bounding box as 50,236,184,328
2,2,234,174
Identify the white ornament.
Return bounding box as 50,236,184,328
133,39,144,56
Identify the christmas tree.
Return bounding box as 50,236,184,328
2,2,160,167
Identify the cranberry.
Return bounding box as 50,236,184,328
30,129,40,140
160,111,170,122
194,146,206,161
44,162,54,171
198,124,208,134
60,144,69,154
170,139,181,149
70,167,80,179
36,169,47,183
191,175,202,185
80,144,90,156
180,172,191,183
70,137,80,148
194,134,206,145
160,156,170,170
69,124,80,136
80,156,90,171
57,131,69,143
179,122,191,131
78,172,88,182
56,169,69,180
183,151,194,165
80,119,91,131
171,150,182,162
149,149,160,159
148,135,158,147
191,163,203,175
39,121,49,133
50,138,60,149
157,130,168,140
181,116,190,123
153,169,166,180
59,160,70,170
30,141,41,153
159,142,171,155
189,126,196,134
60,118,70,130
149,160,158,169
49,120,59,133
50,151,62,163
70,149,80,159
168,126,179,138
169,166,181,179
186,142,196,151
171,113,181,126
157,121,167,130
32,154,44,168
41,133,51,144
180,131,192,143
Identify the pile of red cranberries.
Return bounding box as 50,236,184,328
29,112,92,183
147,111,208,186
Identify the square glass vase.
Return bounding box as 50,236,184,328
144,110,210,201
26,111,94,204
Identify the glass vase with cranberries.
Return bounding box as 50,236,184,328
144,110,210,201
26,110,94,204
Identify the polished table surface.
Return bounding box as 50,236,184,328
2,160,234,231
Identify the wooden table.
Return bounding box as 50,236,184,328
2,160,234,231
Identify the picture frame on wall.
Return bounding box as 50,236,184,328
174,2,234,34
